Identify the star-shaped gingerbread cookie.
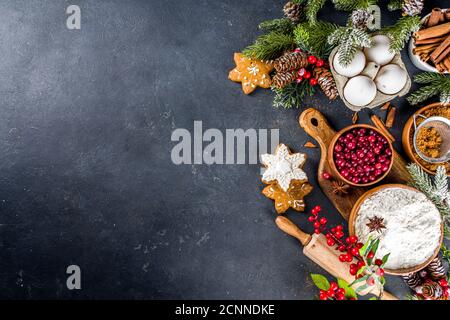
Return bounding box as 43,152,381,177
228,52,273,94
261,144,308,192
262,180,313,214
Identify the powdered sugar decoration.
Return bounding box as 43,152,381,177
355,187,442,271
261,144,308,191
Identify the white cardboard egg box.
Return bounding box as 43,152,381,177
329,46,411,112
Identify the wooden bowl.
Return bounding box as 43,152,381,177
328,124,395,187
401,102,450,177
348,184,444,275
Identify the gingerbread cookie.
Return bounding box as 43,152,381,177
261,144,308,191
262,180,313,214
261,143,312,213
228,52,273,94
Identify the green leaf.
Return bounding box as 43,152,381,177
357,265,366,276
369,297,377,300
349,274,368,287
359,237,371,257
337,279,357,299
381,253,390,266
310,274,330,291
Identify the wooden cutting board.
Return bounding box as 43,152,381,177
299,108,411,221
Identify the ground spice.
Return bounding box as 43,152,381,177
416,127,443,158
409,105,450,174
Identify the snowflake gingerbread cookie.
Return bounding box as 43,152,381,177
261,143,312,213
228,52,273,94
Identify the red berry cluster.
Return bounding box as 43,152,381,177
294,48,325,87
439,279,450,298
319,282,353,300
308,206,384,279
333,127,393,185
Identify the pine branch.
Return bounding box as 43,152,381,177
435,166,449,203
407,72,450,105
259,18,294,34
407,163,435,197
413,72,443,84
332,0,377,11
272,81,315,109
294,20,339,58
306,0,327,24
407,163,450,239
243,31,295,61
328,26,372,66
406,85,441,105
381,15,422,52
387,0,402,11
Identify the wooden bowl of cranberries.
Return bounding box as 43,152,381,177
328,125,394,187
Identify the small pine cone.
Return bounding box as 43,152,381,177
272,70,297,88
351,9,372,31
416,280,444,300
426,257,447,281
274,51,308,73
402,0,424,16
283,1,303,23
403,272,422,290
313,67,338,100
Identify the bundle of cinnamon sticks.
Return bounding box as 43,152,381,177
413,8,450,73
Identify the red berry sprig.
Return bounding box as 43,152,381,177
307,206,368,278
319,281,347,300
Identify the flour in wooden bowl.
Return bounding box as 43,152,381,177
355,187,442,271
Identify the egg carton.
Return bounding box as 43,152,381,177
329,47,411,112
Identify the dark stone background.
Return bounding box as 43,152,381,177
0,0,447,299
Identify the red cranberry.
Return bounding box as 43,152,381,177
368,135,377,143
347,141,356,150
334,144,343,152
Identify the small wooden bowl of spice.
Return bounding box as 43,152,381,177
349,184,444,275
328,124,394,187
402,102,450,176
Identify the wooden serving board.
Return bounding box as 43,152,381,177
299,108,411,221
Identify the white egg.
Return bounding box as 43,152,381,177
333,50,366,77
375,64,407,95
364,35,395,66
343,76,377,107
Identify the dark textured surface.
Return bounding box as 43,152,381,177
0,0,447,299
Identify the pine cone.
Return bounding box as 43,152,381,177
283,1,303,23
274,51,308,73
313,67,338,100
417,281,444,300
426,257,447,281
351,9,372,31
272,70,297,88
403,272,422,290
402,0,424,16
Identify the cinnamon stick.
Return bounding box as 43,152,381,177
380,102,390,111
415,35,447,45
430,35,450,64
428,8,444,27
415,22,450,40
385,107,396,128
443,56,450,72
413,43,439,54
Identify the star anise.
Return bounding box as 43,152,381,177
366,216,386,233
332,181,350,195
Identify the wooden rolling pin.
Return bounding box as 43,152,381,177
275,216,398,300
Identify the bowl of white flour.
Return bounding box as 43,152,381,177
349,184,443,275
